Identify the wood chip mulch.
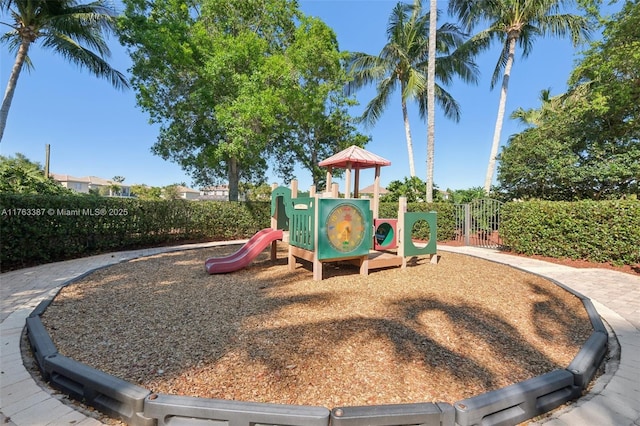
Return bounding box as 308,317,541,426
41,244,593,409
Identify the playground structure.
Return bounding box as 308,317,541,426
205,145,437,278
271,145,437,280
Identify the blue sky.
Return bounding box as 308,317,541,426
0,0,618,192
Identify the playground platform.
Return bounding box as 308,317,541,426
288,245,406,279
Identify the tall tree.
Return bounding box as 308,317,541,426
273,16,369,189
449,0,592,193
0,0,129,142
425,0,437,202
348,1,424,178
118,0,299,201
120,0,363,200
497,0,640,201
347,0,477,180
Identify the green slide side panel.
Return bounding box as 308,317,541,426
403,211,437,256
318,199,372,261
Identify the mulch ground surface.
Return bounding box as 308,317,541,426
41,244,593,411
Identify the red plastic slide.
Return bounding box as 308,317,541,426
205,228,283,274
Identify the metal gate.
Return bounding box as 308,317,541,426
453,199,503,248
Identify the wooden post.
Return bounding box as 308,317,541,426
291,179,298,199
331,183,339,198
313,193,322,280
373,165,381,219
354,168,360,199
270,183,278,230
359,256,369,276
270,183,278,261
288,246,296,271
345,162,352,199
397,196,407,268
313,258,323,281
326,167,332,193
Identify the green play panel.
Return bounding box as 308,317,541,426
403,212,437,256
318,199,372,261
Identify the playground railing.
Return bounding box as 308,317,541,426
289,197,315,251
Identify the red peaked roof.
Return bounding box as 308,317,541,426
318,145,391,169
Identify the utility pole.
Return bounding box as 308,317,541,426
44,144,50,178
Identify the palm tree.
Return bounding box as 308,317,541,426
425,0,437,202
348,1,426,178
510,87,572,128
0,0,129,142
511,88,553,127
348,0,478,179
449,0,591,194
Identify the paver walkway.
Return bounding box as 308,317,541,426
1,243,639,425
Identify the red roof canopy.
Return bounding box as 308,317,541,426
318,145,391,169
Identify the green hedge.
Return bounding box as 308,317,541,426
0,194,269,271
6,194,635,270
501,200,640,265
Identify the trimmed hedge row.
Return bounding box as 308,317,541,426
501,200,640,265
0,194,270,271
2,195,637,270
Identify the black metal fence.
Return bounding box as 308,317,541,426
453,199,504,248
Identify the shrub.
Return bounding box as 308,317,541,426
501,200,640,265
0,194,269,271
6,194,635,270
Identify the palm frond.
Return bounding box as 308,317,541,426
360,76,396,127
379,41,404,64
448,0,495,32
434,51,480,85
45,3,118,57
418,83,462,122
490,38,510,89
44,24,112,58
387,1,414,41
434,22,467,54
516,25,538,57
0,0,12,13
538,13,592,46
461,29,495,59
404,67,426,100
435,85,462,122
0,29,20,52
2,0,126,88
346,51,392,94
44,32,129,89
